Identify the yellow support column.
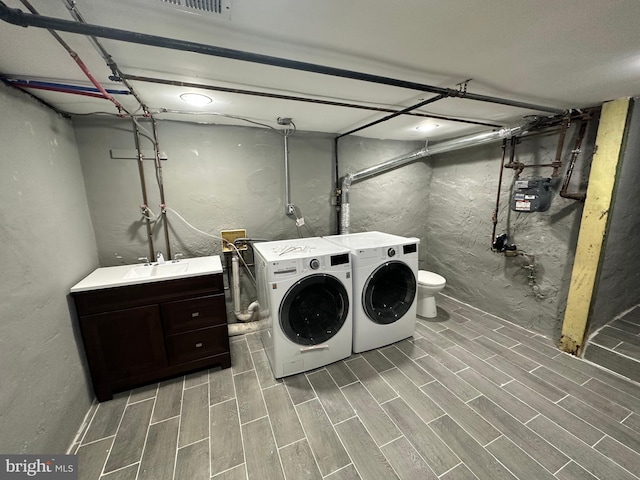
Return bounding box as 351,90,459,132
560,98,631,355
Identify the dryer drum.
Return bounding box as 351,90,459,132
363,261,417,325
279,274,350,346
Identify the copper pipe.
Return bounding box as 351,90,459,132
551,117,570,177
18,0,126,115
132,118,155,260
151,118,171,258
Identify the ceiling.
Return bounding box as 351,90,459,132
1,0,640,141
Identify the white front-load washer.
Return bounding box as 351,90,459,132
254,237,353,378
324,231,419,353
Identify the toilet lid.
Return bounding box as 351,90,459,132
418,270,446,287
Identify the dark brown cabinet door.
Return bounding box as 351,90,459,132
81,305,168,383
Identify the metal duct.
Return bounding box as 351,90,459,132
339,119,537,234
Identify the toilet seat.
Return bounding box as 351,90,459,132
418,270,446,287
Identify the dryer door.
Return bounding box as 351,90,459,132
362,261,416,324
280,274,349,346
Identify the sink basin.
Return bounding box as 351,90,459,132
123,262,189,279
70,255,223,293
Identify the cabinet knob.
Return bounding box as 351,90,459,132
195,342,203,348
191,312,200,318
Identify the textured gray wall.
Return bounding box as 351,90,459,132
73,118,338,311
74,118,595,339
339,123,596,339
0,84,97,453
73,118,336,265
589,98,640,334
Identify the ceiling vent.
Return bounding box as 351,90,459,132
160,0,231,17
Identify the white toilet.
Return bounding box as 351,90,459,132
416,270,446,318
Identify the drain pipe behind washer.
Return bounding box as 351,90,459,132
231,253,259,322
339,120,537,234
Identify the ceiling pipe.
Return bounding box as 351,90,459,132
62,0,151,116
336,94,449,139
4,78,129,95
0,2,564,115
124,74,501,128
11,83,109,98
16,0,126,114
339,119,539,234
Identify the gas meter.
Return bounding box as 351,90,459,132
511,177,552,212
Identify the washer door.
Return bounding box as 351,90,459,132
362,261,416,324
280,274,350,346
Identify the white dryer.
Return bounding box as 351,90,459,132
324,231,419,353
254,237,353,378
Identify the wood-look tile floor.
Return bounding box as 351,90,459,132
73,294,640,480
585,307,640,383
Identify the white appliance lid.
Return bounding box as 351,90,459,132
324,231,420,249
253,237,350,262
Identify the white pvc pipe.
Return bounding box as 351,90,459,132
232,254,259,322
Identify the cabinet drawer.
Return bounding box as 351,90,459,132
161,294,226,334
165,325,229,365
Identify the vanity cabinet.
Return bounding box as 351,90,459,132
72,273,230,401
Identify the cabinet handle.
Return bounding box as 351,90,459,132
195,342,203,348
191,312,200,317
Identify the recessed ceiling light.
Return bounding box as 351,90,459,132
180,93,213,106
415,124,440,132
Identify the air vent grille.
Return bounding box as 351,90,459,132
160,0,231,15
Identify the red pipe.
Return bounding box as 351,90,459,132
18,0,126,115
70,51,125,113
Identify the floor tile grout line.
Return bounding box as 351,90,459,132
97,393,133,479
321,463,356,479
436,461,464,478
229,337,249,480
177,435,208,451
246,336,290,480
131,394,158,480
468,397,577,478
150,413,181,426
287,368,349,479
533,368,635,420
204,369,211,480
376,433,405,449
78,434,116,449
587,341,640,363
69,398,99,451
553,459,573,476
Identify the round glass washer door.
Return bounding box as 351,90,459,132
362,261,416,325
279,274,350,346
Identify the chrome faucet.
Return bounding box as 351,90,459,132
172,253,184,263
138,256,150,266
156,251,166,265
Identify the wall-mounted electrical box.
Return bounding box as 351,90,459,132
511,177,553,212
221,229,247,252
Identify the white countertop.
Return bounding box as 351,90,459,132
70,255,223,293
